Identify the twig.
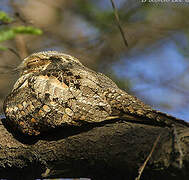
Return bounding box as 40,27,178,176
14,12,27,24
135,133,161,180
0,63,19,75
110,0,129,47
8,48,21,60
10,0,28,59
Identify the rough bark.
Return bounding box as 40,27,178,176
0,116,189,180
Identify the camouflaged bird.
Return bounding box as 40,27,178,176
3,51,189,135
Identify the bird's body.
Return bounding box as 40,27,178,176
3,51,189,135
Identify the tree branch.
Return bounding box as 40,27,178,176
0,117,189,180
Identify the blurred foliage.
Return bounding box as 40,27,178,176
107,71,132,92
75,0,132,33
76,0,115,30
0,11,13,23
0,11,42,50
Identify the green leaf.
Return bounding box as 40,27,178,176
12,26,43,35
0,11,13,23
0,29,15,42
0,26,42,43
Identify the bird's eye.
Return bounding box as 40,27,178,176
27,59,39,68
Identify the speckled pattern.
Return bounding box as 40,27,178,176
3,51,188,135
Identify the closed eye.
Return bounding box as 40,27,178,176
27,59,39,68
26,59,50,69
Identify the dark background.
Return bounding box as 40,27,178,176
1,0,189,122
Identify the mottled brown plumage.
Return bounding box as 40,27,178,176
3,51,189,135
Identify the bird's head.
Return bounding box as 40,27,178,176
17,51,83,75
